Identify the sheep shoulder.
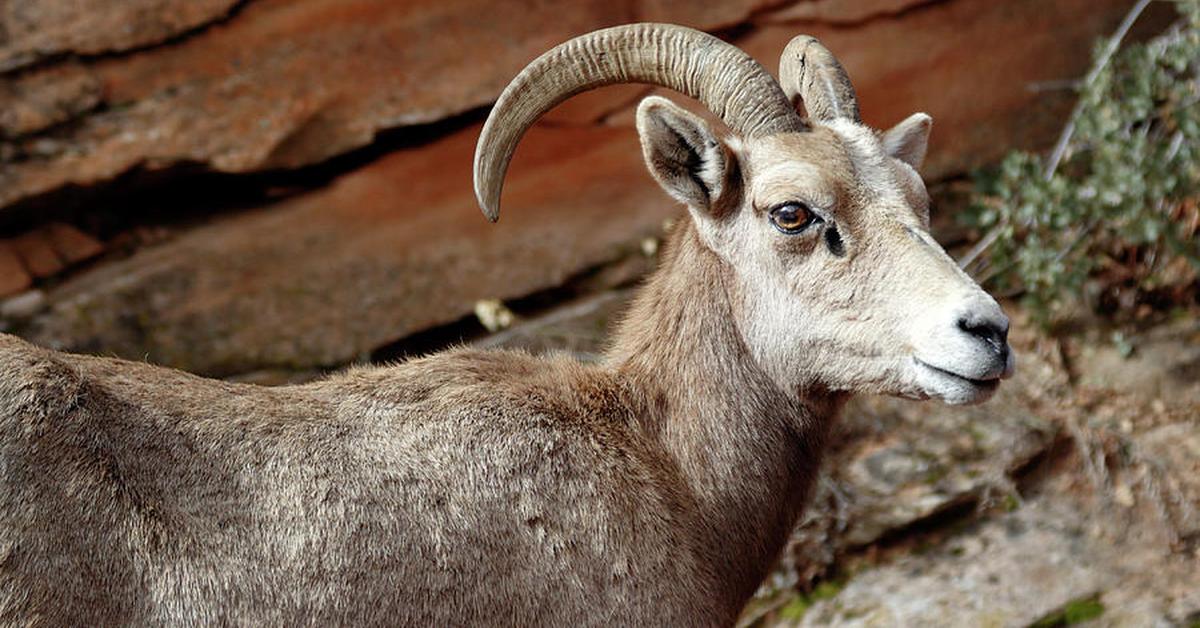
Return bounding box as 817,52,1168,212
0,341,706,624
0,333,85,430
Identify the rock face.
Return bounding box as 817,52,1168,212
16,123,672,375
790,474,1200,627
764,0,928,24
742,0,1174,177
0,223,102,300
0,0,1172,211
0,0,772,210
0,0,1175,369
0,0,243,72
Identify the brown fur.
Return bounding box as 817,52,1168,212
0,220,839,626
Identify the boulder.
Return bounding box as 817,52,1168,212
789,469,1200,627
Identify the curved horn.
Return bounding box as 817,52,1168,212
778,35,860,123
473,23,805,222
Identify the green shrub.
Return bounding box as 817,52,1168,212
962,2,1200,326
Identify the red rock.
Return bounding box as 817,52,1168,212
541,85,654,127
44,223,104,264
0,0,770,210
592,0,1174,180
1,0,1178,375
761,0,929,24
737,0,1175,178
23,122,676,375
0,0,1172,209
0,63,102,138
637,0,780,31
11,230,65,279
0,0,241,72
0,241,33,297
0,224,101,291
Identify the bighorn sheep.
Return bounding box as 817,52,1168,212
0,24,1014,625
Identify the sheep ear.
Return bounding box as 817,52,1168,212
882,113,932,170
636,96,737,216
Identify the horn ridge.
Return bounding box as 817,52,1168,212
778,35,861,124
473,23,805,222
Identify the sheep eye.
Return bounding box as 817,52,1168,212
769,202,816,234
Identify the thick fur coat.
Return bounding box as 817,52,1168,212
0,224,835,626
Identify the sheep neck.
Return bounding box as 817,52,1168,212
606,219,845,609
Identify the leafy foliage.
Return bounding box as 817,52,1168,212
962,3,1200,325
1030,595,1106,627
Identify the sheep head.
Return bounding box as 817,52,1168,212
474,24,1014,405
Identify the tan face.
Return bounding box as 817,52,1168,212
636,97,1014,405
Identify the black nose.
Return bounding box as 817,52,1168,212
958,316,1009,356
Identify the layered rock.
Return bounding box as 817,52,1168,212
0,0,1172,211
0,223,102,298
0,0,776,210
0,0,242,71
745,0,1173,177
0,0,1177,372
15,123,672,375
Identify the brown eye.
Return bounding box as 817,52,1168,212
769,202,817,234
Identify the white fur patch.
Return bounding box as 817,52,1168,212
823,118,903,205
